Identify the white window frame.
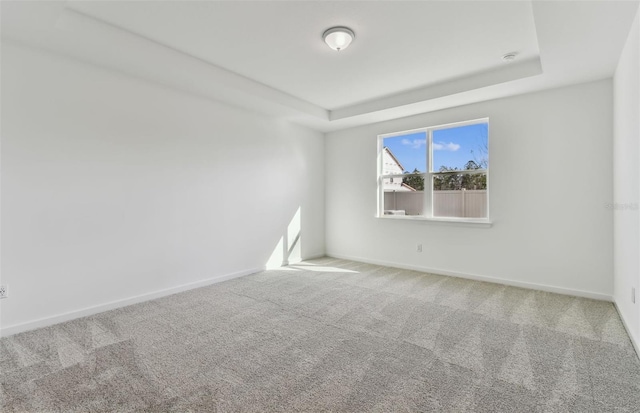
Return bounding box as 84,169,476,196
377,118,490,225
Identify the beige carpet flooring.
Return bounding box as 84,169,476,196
1,257,639,412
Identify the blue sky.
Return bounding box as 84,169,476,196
383,123,488,172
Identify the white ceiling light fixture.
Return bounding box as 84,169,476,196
323,26,355,51
502,52,518,63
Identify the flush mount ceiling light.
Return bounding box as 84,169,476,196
323,26,355,51
502,52,518,63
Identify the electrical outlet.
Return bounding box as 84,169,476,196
417,244,423,253
0,285,7,299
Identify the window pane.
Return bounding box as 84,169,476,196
432,122,488,172
433,173,487,218
383,174,425,216
382,131,427,175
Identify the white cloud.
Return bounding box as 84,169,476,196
401,138,427,149
433,141,461,151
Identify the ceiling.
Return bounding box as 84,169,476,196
2,1,638,132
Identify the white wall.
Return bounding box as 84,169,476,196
613,9,640,352
0,42,325,335
326,80,613,299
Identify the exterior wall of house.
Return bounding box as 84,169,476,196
382,147,411,192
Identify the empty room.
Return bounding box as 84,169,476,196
1,0,639,411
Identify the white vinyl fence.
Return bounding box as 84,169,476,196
384,190,487,218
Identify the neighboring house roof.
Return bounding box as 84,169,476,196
383,147,405,172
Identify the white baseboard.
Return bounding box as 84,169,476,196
613,301,640,359
326,252,613,302
0,266,264,338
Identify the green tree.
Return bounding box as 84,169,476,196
433,161,486,190
402,168,424,191
433,166,461,190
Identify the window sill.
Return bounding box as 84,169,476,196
377,215,493,227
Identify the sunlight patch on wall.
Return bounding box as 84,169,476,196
266,236,285,270
287,207,302,264
266,207,301,269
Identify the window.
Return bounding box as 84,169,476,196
378,118,489,220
